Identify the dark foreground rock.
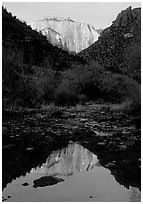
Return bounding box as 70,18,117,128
33,176,64,188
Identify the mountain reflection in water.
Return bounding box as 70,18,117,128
42,143,100,176
3,143,141,202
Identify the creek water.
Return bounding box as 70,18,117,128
2,142,141,202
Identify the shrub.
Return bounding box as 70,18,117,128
2,46,24,90
100,73,140,101
58,62,105,102
100,73,141,113
56,61,141,112
54,86,79,106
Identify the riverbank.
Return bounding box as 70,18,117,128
2,102,141,200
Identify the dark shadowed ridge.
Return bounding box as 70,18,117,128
2,6,85,71
79,6,141,82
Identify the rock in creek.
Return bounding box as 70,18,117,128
33,176,64,188
22,182,29,186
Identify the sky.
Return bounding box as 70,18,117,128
2,2,141,29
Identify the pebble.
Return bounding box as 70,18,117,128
106,162,116,169
80,118,88,122
119,145,127,150
97,142,106,146
26,148,34,151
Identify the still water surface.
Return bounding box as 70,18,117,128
3,142,140,202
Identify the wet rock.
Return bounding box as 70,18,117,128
33,176,64,188
72,125,79,130
106,162,116,169
93,130,111,137
60,114,70,119
87,122,100,128
60,113,75,119
22,182,29,186
119,145,127,150
2,144,14,150
80,118,88,122
9,136,15,138
97,142,106,146
2,195,11,201
93,124,101,128
122,130,131,135
25,148,34,151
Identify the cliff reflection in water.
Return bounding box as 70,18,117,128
3,142,141,202
29,142,140,202
42,143,100,176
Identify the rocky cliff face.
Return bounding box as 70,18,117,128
31,17,100,53
112,6,140,29
80,6,141,82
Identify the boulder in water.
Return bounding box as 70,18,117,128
33,176,64,188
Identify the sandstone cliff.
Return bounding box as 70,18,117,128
31,17,100,53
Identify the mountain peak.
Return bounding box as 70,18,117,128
112,6,141,27
31,17,100,53
44,16,74,22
